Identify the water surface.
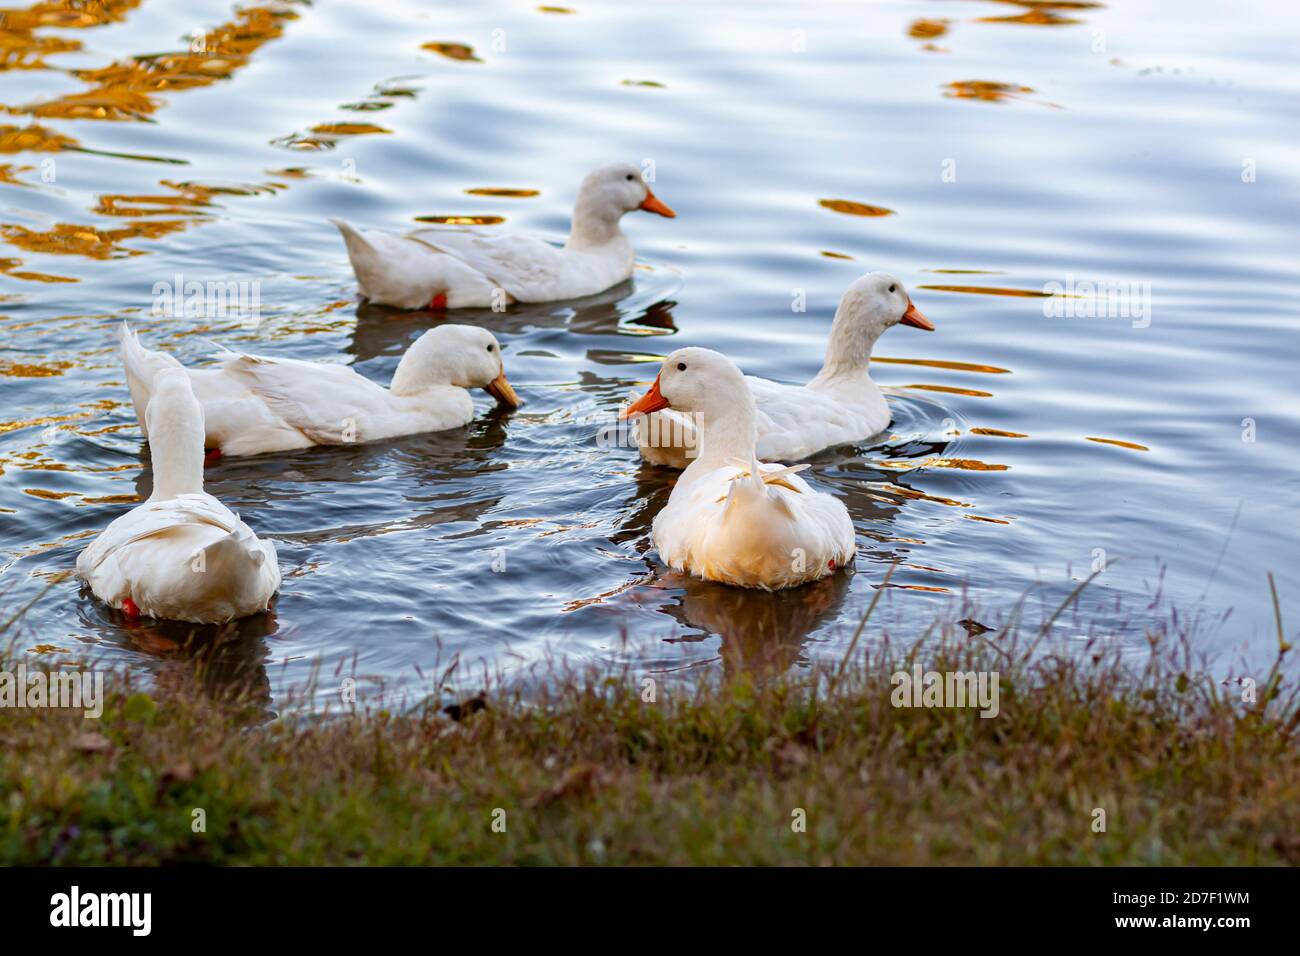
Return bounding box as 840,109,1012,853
2,0,1297,707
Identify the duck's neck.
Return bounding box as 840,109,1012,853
148,407,205,500
566,196,626,251
679,396,760,487
809,303,882,387
390,336,454,397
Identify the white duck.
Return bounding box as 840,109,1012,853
635,272,934,468
621,347,857,590
120,322,520,458
330,162,676,310
76,368,280,623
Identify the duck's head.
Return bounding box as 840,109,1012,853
839,272,934,337
620,346,747,422
146,368,203,432
817,272,933,378
402,325,520,407
575,162,676,225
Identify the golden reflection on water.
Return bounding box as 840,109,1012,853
919,283,1055,297
1086,436,1150,452
310,122,390,137
0,359,70,376
880,482,972,509
0,255,76,281
0,2,304,279
7,5,298,122
908,19,950,40
2,218,191,258
873,355,1010,374
421,42,481,63
413,214,506,225
943,79,1059,108
0,0,141,74
0,122,77,152
902,383,993,398
465,187,540,198
975,1,1102,29
879,457,1009,473
0,413,87,440
818,198,895,217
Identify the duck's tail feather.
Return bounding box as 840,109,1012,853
720,456,810,519
119,321,183,439
330,217,382,296
195,525,271,577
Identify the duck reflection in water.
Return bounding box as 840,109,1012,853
76,596,278,721
650,567,853,679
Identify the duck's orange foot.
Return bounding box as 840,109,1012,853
121,597,141,620
204,447,223,467
828,559,837,571
428,292,448,310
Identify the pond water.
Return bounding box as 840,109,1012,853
2,0,1297,710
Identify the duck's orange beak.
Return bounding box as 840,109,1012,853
619,374,670,419
638,187,676,218
484,370,521,408
900,300,935,331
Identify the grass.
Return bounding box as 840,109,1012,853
3,591,1298,866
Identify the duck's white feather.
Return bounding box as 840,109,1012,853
406,228,626,303
76,371,280,623
653,457,855,591
635,272,932,468
631,346,858,591
332,162,671,310
333,219,500,309
215,353,471,446
119,322,506,458
76,494,279,623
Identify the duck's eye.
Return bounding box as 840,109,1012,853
888,284,896,293
626,174,635,181
676,362,686,371
486,344,494,352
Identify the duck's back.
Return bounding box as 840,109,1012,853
77,493,280,623
653,462,855,589
750,376,890,461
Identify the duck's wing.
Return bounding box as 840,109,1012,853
405,227,568,302
655,460,855,589
217,353,397,444
77,493,240,577
746,376,869,461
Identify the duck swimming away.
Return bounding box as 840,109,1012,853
76,369,281,624
120,322,520,458
622,347,857,590
634,272,934,468
331,162,676,310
